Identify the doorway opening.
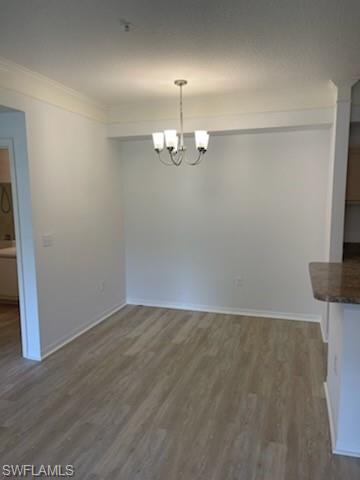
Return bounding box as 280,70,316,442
0,147,21,357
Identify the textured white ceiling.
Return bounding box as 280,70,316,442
0,0,359,105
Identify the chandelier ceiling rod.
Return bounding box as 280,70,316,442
175,79,186,151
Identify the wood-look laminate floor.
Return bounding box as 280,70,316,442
1,303,360,479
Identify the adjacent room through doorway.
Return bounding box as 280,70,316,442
0,147,21,357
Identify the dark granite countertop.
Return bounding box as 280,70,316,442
309,262,360,304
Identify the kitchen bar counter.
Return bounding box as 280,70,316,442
309,261,360,304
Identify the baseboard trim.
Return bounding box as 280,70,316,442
320,319,328,343
126,298,320,323
332,447,360,458
41,301,127,360
320,303,329,343
24,353,42,362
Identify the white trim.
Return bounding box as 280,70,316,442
320,303,329,343
0,56,101,106
25,353,42,362
41,301,127,360
333,447,360,459
0,56,107,122
126,298,320,323
323,381,360,458
320,320,328,343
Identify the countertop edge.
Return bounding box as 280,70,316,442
309,262,360,305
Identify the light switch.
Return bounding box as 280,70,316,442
42,234,54,247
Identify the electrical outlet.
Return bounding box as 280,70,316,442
235,277,243,287
99,280,105,292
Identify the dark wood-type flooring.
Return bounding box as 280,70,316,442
1,303,360,479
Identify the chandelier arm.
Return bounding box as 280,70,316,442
169,149,184,166
178,149,186,165
157,151,176,166
185,151,204,166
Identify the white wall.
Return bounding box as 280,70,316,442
119,127,330,320
0,88,126,357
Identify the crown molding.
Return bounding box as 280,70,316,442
0,56,107,122
107,107,333,138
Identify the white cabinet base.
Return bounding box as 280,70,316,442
326,304,360,457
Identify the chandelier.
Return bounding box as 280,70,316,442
152,80,209,166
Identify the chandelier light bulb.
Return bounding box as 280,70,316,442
164,130,178,149
173,135,179,153
152,132,164,151
195,131,209,151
